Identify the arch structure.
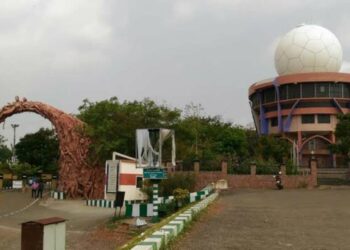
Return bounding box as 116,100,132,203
0,98,104,199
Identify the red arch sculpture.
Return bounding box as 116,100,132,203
0,98,104,199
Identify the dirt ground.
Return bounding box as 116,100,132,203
173,189,350,250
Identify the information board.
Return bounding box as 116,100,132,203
12,180,23,189
143,168,167,179
107,162,119,193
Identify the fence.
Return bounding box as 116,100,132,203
174,159,318,190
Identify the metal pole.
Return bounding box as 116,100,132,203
11,124,19,161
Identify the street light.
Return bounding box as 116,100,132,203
11,124,19,163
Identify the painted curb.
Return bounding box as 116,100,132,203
50,191,65,200
131,192,218,250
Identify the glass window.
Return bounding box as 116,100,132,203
318,114,330,123
136,176,143,188
301,115,315,124
263,88,275,103
271,117,278,127
288,84,300,99
302,83,315,98
298,101,333,108
250,93,259,107
316,83,329,97
280,85,288,100
344,84,350,98
330,83,342,98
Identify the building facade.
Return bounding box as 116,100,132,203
249,24,347,168
249,72,350,168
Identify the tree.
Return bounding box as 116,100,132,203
331,114,350,162
15,128,59,173
0,134,11,164
78,97,181,164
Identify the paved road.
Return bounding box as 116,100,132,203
0,191,114,250
173,189,350,250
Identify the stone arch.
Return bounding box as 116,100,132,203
0,98,104,199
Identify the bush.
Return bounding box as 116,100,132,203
160,173,195,197
141,172,196,201
256,159,279,175
158,200,176,218
173,188,190,208
286,160,298,175
229,159,251,175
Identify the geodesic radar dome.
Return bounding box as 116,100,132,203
274,24,343,76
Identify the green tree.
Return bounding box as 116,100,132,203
78,97,181,164
331,114,350,162
15,128,59,173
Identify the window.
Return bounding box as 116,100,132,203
316,83,329,97
288,84,300,99
136,176,143,188
318,114,330,123
250,93,259,107
343,84,350,98
280,85,288,100
330,83,342,97
263,88,275,103
271,117,278,127
302,83,315,98
301,115,315,124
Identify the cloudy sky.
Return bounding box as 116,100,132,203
1,0,350,147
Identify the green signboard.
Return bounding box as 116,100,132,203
143,168,167,179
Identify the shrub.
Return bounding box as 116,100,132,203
173,188,190,208
141,172,196,201
158,200,176,218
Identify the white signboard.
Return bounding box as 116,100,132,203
107,162,118,193
12,180,23,189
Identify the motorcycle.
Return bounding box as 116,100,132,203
273,171,284,190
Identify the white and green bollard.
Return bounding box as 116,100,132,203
152,183,159,222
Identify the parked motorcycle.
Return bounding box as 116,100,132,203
273,171,284,190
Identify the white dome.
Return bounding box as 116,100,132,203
274,24,343,76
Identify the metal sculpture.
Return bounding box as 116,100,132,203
0,98,104,198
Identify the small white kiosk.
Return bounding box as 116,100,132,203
105,152,146,201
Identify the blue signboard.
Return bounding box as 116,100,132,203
143,168,167,179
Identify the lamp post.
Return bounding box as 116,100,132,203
11,124,19,163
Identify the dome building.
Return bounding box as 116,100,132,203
249,24,349,168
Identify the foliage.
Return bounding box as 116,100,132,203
160,173,195,197
255,159,280,175
15,128,59,174
331,114,350,161
158,201,177,218
0,135,12,164
256,135,291,163
76,97,294,173
11,162,41,176
173,188,190,207
141,173,195,200
78,97,181,165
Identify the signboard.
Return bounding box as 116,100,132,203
12,180,23,189
143,168,167,179
107,161,119,193
115,191,125,207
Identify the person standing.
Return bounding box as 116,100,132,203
36,180,44,198
31,181,39,198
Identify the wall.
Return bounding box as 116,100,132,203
179,160,317,190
